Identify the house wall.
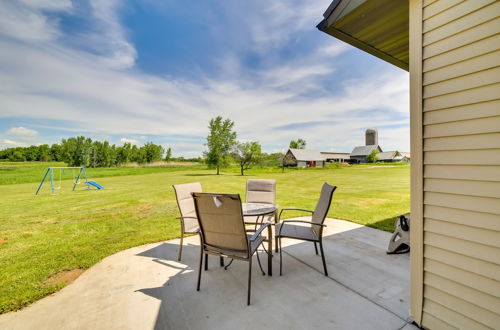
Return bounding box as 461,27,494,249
411,0,500,328
297,161,307,167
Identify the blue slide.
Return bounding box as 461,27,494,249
87,181,104,189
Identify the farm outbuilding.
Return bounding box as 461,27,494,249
377,151,410,163
320,151,350,163
350,128,383,163
286,149,325,167
350,145,382,163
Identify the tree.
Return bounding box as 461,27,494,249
232,141,262,175
143,142,164,163
24,145,39,161
367,149,379,163
37,144,51,161
116,143,132,165
279,151,295,173
204,116,237,175
9,150,26,161
289,138,306,149
61,136,93,167
165,147,172,161
50,144,63,161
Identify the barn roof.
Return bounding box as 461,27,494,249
350,145,381,156
376,151,397,160
288,149,325,161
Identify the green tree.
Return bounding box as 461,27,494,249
367,149,379,163
24,145,39,161
279,151,295,173
37,144,51,161
116,143,132,165
289,138,306,149
165,147,172,161
50,144,63,161
232,141,262,175
204,116,237,175
61,136,93,167
9,150,26,161
142,142,164,163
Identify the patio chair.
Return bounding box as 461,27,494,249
245,179,278,251
173,182,202,261
276,183,337,276
192,192,270,305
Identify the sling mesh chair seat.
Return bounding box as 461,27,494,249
245,179,278,251
193,192,270,305
276,183,337,276
173,182,202,261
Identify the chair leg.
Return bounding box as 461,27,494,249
220,256,224,267
275,215,279,253
204,253,208,271
197,249,203,291
314,242,318,255
319,241,328,276
177,231,184,261
279,236,283,276
247,257,253,306
255,250,265,276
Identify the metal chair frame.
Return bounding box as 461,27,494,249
193,193,270,305
277,183,337,276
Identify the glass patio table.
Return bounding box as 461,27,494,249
242,203,277,276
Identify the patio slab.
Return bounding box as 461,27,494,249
0,219,415,330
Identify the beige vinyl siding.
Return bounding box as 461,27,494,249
419,0,500,329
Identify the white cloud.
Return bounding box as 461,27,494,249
0,139,27,148
120,138,139,145
6,126,39,137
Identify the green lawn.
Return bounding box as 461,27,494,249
0,162,409,314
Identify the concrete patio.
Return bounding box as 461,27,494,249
0,219,417,330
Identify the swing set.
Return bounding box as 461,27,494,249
35,167,104,195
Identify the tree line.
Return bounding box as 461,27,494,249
1,117,306,174
0,136,169,167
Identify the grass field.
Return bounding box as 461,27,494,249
0,162,409,314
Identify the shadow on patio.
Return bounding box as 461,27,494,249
136,219,415,330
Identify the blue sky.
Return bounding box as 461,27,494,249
0,0,409,157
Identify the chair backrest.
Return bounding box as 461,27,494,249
192,193,249,257
246,179,276,204
311,183,337,237
173,182,202,233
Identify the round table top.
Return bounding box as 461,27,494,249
242,203,277,216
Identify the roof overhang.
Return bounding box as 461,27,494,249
317,0,409,71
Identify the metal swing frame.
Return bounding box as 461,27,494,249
35,167,89,195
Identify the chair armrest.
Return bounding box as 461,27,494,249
250,223,270,241
278,220,326,236
279,208,313,220
176,216,197,220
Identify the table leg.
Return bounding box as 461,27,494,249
267,224,272,276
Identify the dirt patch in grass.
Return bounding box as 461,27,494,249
45,269,85,286
0,238,6,244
